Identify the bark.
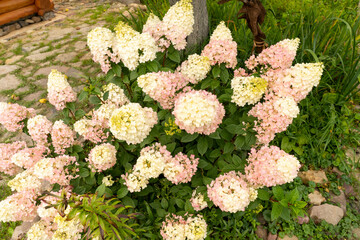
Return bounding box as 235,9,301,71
169,0,209,50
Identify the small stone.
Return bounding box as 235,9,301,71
0,75,20,90
42,11,55,21
278,235,298,240
352,228,360,240
329,190,346,213
332,167,344,176
256,225,267,240
11,216,40,240
310,204,344,225
5,55,22,65
3,24,17,33
23,91,45,102
15,86,30,94
55,52,77,63
267,233,277,240
66,68,83,79
34,66,69,77
297,215,309,225
25,19,35,24
26,50,60,61
308,190,325,205
128,3,147,11
19,20,28,27
31,46,50,55
298,170,328,184
15,23,21,30
74,41,87,50
32,16,42,23
343,183,355,197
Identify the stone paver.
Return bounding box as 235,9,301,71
0,65,19,75
55,52,78,62
26,50,61,61
5,55,22,65
34,66,69,76
23,91,45,102
0,75,21,91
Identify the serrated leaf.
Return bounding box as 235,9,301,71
79,168,89,178
234,136,245,149
223,142,234,154
161,198,168,209
281,136,293,153
175,199,185,208
273,186,285,200
271,202,283,221
117,187,128,198
103,91,109,101
147,61,159,72
96,184,106,196
89,95,101,105
181,133,199,143
257,189,270,201
209,149,221,158
295,201,307,209
130,71,138,80
113,64,122,77
212,66,220,78
202,176,213,185
75,109,85,119
280,207,291,222
78,91,88,101
220,68,229,83
197,137,208,155
168,50,180,63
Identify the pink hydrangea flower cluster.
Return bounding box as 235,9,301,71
190,189,208,211
0,191,37,222
0,102,35,132
0,141,26,175
163,152,199,185
245,146,301,188
207,171,257,213
137,71,190,109
74,118,108,143
87,143,117,172
33,155,77,186
47,69,77,111
248,94,299,145
173,89,225,135
245,38,300,70
51,120,75,154
27,115,53,147
201,22,237,68
160,214,207,240
11,146,46,169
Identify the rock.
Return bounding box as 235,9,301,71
32,16,41,23
3,24,17,32
15,23,21,30
121,0,140,4
297,215,309,225
332,167,344,176
308,190,325,205
19,20,28,27
34,66,69,77
66,68,83,79
33,78,48,88
128,3,147,11
329,190,346,213
55,52,77,63
25,19,35,24
343,183,355,197
15,86,30,94
0,75,21,90
47,27,73,41
31,46,50,55
5,55,22,65
278,235,298,240
22,43,37,53
11,216,40,240
298,170,328,184
268,233,277,240
352,228,360,240
42,11,55,21
256,225,267,240
23,91,45,102
74,41,87,50
26,50,59,61
310,204,344,225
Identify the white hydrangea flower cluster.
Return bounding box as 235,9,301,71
273,96,300,118
109,103,158,144
102,175,115,186
185,216,208,240
52,211,83,240
111,22,158,70
209,21,233,41
277,38,301,57
7,169,42,192
73,119,90,136
231,76,268,107
87,27,114,73
27,220,52,240
276,156,301,184
27,115,53,146
87,143,117,172
190,189,208,211
93,103,117,126
121,170,149,192
179,54,211,84
123,143,172,192
102,83,129,107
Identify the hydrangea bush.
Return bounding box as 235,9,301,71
0,0,325,239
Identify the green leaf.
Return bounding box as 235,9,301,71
73,145,83,153
209,130,221,139
220,68,229,83
272,186,285,200
226,124,245,135
78,91,88,101
79,168,89,178
175,199,185,208
271,202,283,221
209,149,221,158
202,176,213,185
280,208,291,222
103,91,109,101
212,66,220,78
198,159,211,169
130,71,138,80
181,133,199,143
96,184,106,196
113,64,122,77
66,102,76,112
223,142,234,154
281,136,293,153
257,189,270,201
294,201,307,209
106,69,114,82
168,50,180,63
75,109,86,119
210,79,220,89
144,95,154,102
166,142,176,153
288,188,300,203
161,198,168,209
234,136,245,149
117,187,129,198
197,137,208,155
89,95,101,105
147,61,159,72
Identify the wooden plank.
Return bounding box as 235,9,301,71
0,5,38,26
35,0,54,16
0,0,34,15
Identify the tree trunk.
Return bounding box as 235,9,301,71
169,0,209,50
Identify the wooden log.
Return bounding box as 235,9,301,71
35,0,54,16
0,0,34,15
0,5,38,26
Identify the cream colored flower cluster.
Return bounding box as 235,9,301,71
209,21,233,42
87,27,114,73
102,83,129,107
231,76,268,107
27,220,52,240
52,210,83,240
160,214,207,240
7,169,42,192
273,96,300,118
47,70,76,111
179,54,211,84
109,103,158,144
102,175,115,186
276,155,301,184
121,170,149,192
190,189,208,211
87,143,117,172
